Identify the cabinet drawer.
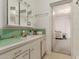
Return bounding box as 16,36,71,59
0,43,30,59
12,49,29,59
12,44,30,57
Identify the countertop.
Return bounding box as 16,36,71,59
0,35,45,54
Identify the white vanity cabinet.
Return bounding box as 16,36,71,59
12,44,30,59
0,38,41,59
0,51,14,59
0,43,30,59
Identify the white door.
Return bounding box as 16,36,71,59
52,3,71,55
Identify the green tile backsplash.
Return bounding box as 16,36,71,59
0,28,20,39
0,27,46,40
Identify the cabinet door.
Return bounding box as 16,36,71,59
0,51,14,59
12,43,30,59
20,0,28,26
0,42,30,59
8,0,19,26
41,39,46,57
30,40,41,59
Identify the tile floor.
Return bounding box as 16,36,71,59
44,52,71,59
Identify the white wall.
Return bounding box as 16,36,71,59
34,0,61,14
72,0,79,58
34,0,62,53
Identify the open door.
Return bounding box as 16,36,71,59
52,3,71,55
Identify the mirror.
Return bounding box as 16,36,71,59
8,0,19,26
20,0,28,26
7,0,32,27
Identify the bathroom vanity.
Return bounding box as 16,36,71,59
0,35,46,59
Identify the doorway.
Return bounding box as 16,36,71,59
50,1,72,57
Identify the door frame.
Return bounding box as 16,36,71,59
49,0,73,59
